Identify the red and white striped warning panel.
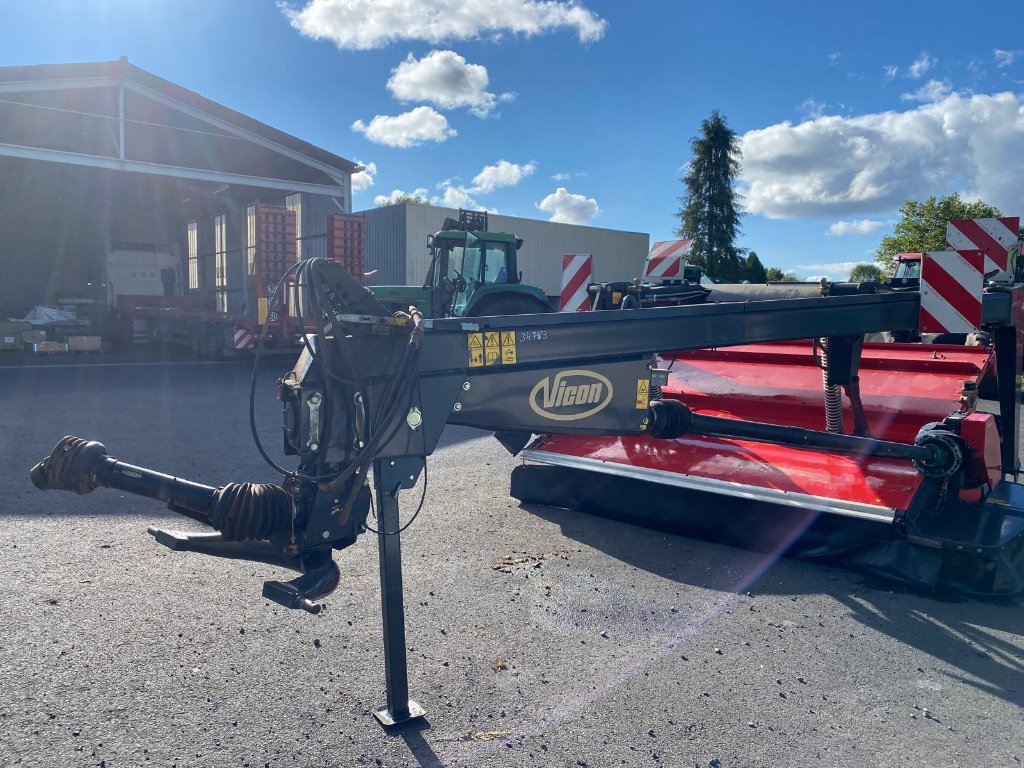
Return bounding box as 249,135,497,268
919,250,984,334
560,253,593,312
233,328,255,350
945,217,1020,281
643,239,692,279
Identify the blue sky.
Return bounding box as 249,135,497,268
1,0,1022,279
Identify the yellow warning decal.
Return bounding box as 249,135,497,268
468,332,484,367
635,378,650,410
612,291,622,306
484,331,501,366
501,330,517,365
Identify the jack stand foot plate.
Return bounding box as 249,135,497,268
373,700,425,727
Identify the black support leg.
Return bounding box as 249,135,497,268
371,462,425,727
994,325,1020,480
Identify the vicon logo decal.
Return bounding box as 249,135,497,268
529,369,613,421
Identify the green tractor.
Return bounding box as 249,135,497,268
371,210,553,318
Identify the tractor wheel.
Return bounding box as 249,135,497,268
467,295,553,317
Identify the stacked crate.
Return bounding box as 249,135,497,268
0,321,30,351
327,213,366,283
252,204,297,322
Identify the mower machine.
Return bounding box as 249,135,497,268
30,250,1024,724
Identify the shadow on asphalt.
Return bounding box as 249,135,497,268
434,425,493,451
394,719,446,768
521,500,1024,710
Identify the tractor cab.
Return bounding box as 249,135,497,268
372,209,551,318
891,253,922,281
426,220,521,316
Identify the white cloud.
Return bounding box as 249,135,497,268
828,52,841,65
796,261,871,279
884,64,898,79
373,187,430,206
536,187,600,225
387,50,513,117
907,52,935,79
350,160,377,193
434,181,481,210
995,49,1019,68
827,219,886,236
351,106,456,148
471,159,535,192
739,91,1024,219
900,79,952,103
281,0,607,50
430,159,535,209
551,171,588,181
801,98,827,119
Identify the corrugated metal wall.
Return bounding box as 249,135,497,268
287,192,339,261
363,204,408,285
361,203,649,296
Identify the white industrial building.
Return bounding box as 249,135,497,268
359,203,649,299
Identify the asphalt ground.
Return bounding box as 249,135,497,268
1,354,1022,768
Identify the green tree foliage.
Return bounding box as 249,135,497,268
742,250,767,283
676,110,744,281
764,266,797,282
875,194,1002,272
848,263,884,283
377,193,429,207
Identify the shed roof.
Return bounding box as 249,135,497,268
0,58,357,197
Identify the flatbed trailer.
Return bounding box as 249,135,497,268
116,294,312,357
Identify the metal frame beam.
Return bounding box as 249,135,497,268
0,77,119,94
0,141,346,197
121,81,353,189
401,293,924,376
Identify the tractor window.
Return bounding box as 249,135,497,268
449,246,482,282
481,242,511,284
449,245,482,315
894,259,921,279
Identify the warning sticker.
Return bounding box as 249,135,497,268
484,331,501,366
468,333,484,367
501,330,517,365
635,379,650,410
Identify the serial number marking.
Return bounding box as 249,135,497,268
520,330,549,342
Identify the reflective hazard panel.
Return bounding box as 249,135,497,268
501,331,517,364
635,379,649,409
468,333,483,367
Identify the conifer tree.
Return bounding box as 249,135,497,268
676,111,744,281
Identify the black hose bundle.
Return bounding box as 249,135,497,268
247,257,426,531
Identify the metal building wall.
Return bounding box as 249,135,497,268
362,203,649,296
286,192,340,261
363,204,408,285
226,207,247,315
